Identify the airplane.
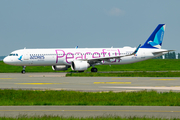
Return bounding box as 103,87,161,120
3,24,174,74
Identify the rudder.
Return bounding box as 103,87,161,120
141,24,165,49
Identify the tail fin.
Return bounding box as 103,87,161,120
140,24,166,49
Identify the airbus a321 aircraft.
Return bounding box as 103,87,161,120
3,24,174,73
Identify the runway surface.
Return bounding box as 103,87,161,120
0,73,180,92
0,106,180,118
1,73,180,118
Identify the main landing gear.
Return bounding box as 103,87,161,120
21,66,26,74
91,67,98,72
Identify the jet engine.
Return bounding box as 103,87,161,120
52,65,69,71
71,60,90,71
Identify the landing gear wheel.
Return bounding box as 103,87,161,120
21,66,26,74
91,68,98,72
21,70,25,74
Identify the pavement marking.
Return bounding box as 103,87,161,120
94,82,131,84
15,83,62,85
104,86,180,90
151,79,177,80
112,78,137,80
0,110,180,113
29,75,65,77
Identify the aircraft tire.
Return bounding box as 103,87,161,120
91,68,98,72
21,70,25,74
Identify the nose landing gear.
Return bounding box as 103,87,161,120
21,66,26,74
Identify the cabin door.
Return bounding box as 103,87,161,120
23,49,29,60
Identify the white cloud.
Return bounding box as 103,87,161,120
108,7,124,16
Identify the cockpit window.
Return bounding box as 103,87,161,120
9,54,18,56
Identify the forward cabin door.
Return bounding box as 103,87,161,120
23,48,29,60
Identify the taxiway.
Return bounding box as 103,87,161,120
0,73,180,92
0,106,180,118
1,73,180,118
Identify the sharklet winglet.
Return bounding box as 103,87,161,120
132,44,141,55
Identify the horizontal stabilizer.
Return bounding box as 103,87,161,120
152,50,175,55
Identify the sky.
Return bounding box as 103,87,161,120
0,0,180,56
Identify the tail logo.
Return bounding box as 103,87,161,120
141,24,165,49
148,27,164,49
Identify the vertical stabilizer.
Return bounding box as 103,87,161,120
141,24,165,49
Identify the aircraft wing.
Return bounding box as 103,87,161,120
79,44,141,62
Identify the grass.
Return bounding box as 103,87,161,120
0,89,180,106
0,61,55,73
1,59,180,73
66,72,180,77
0,115,179,120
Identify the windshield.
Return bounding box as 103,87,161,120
9,54,18,56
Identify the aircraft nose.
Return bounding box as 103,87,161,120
3,57,10,64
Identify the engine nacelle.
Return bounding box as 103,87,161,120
71,60,90,71
52,65,69,71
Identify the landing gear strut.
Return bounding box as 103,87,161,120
91,67,98,72
21,66,26,74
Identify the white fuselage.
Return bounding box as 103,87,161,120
3,47,167,66
3,24,172,73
